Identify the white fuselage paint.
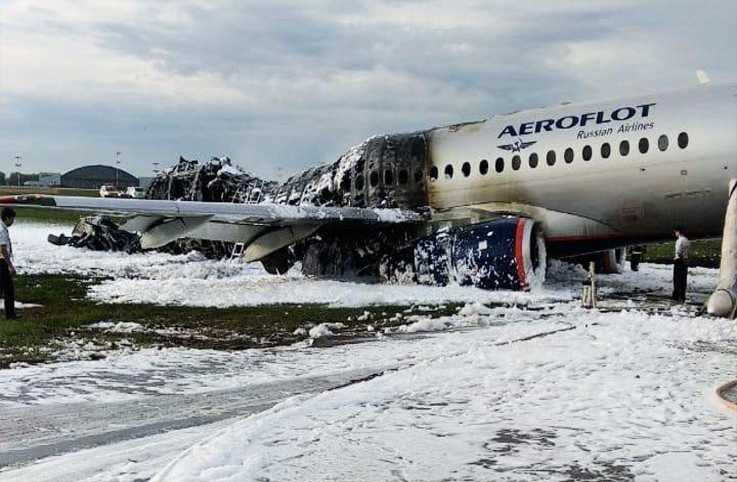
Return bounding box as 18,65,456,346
425,84,737,248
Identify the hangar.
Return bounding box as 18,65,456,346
61,165,139,190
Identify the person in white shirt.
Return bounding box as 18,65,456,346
672,226,690,302
0,207,17,319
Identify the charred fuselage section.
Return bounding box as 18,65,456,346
262,132,431,278
147,156,277,204
268,132,429,209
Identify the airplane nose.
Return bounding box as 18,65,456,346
706,289,736,317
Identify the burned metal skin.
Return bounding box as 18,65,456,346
267,133,429,210
265,132,433,279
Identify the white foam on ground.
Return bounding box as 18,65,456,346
149,311,737,482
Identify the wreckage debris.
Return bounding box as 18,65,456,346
53,156,277,259
49,216,140,253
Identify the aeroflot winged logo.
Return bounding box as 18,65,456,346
497,139,537,152
497,102,657,139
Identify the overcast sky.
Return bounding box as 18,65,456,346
1,0,735,179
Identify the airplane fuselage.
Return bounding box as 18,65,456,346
424,83,737,255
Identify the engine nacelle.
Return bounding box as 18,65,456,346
381,217,546,290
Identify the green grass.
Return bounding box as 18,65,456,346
637,238,722,268
12,207,91,224
0,274,460,368
0,186,98,197
0,186,103,224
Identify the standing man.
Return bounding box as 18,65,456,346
672,226,690,302
0,207,17,319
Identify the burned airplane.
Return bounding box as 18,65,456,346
4,82,737,294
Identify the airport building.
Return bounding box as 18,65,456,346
61,165,139,189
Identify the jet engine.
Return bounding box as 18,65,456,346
381,217,546,290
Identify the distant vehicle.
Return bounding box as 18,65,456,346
126,186,145,198
99,184,119,198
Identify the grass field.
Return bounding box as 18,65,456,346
0,273,459,368
637,238,722,268
0,186,98,197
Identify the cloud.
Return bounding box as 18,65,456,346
0,0,735,178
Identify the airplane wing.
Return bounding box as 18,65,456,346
0,195,424,262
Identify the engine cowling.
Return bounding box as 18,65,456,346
381,217,546,290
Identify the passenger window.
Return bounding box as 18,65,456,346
370,171,379,187
444,164,454,179
601,143,611,159
512,155,521,171
340,172,351,192
546,150,556,166
678,132,689,149
619,140,630,156
495,157,504,173
639,138,649,154
479,159,489,175
658,135,668,152
429,166,438,181
564,148,574,164
462,162,471,177
583,145,592,161
398,169,408,185
529,153,539,168
355,174,365,190
384,170,394,185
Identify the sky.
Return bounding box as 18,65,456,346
1,0,736,179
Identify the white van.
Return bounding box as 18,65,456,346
126,186,145,198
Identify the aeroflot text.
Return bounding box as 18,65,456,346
497,103,656,138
